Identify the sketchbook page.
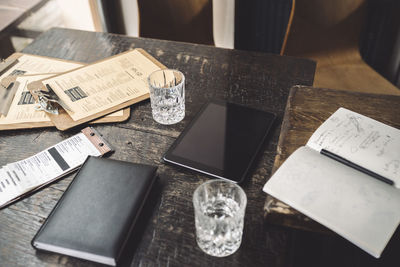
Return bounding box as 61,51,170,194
263,146,400,258
306,107,400,187
42,50,161,121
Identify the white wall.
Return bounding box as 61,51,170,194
120,0,139,37
212,0,234,49
56,0,96,31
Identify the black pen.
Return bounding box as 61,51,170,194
320,149,394,186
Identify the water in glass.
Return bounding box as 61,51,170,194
150,86,184,125
193,180,247,257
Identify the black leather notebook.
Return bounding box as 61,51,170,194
32,156,157,266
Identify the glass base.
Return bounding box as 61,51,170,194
152,110,184,125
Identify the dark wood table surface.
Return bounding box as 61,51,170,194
2,27,393,267
1,27,315,267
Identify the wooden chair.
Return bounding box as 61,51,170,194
283,0,400,95
136,0,213,45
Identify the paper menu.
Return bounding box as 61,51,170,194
0,55,83,125
307,108,400,186
0,75,53,124
42,49,162,121
1,54,82,77
0,54,127,129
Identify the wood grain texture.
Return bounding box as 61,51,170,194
0,28,316,266
265,85,400,232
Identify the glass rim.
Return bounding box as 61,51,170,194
147,68,185,89
193,179,247,216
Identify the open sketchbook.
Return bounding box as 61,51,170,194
263,107,400,258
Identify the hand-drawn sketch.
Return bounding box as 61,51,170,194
307,108,400,184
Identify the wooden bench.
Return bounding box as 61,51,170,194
0,0,49,58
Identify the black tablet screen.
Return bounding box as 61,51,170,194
164,101,275,183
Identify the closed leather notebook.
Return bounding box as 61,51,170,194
32,156,157,266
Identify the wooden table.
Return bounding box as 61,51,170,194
2,27,399,267
8,27,389,267
0,27,314,267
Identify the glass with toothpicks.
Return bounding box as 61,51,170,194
148,69,185,125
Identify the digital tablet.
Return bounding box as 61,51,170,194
163,100,276,183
